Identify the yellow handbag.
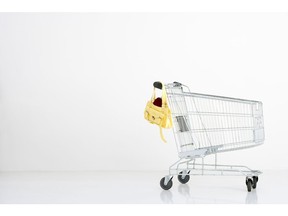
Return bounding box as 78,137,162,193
144,82,173,143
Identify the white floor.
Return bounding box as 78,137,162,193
0,170,287,204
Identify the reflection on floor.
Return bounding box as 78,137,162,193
160,184,258,204
0,170,287,204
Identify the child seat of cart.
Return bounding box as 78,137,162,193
174,115,222,158
175,115,195,155
176,116,189,132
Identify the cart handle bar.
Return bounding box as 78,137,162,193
153,81,182,90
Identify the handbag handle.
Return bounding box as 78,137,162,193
153,81,163,89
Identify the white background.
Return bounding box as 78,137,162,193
0,13,287,171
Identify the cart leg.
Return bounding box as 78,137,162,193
215,153,217,169
164,175,173,185
202,157,204,175
180,170,188,179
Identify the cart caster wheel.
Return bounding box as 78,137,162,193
178,171,190,184
252,176,258,189
160,177,173,190
246,179,252,192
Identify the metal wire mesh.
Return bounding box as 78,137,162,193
165,82,265,158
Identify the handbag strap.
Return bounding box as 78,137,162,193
151,82,168,108
161,84,168,107
151,88,156,101
159,126,167,143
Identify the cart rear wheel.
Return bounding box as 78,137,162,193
178,171,190,184
252,176,258,189
160,177,173,190
246,179,252,192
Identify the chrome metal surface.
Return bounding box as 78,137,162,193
164,82,265,178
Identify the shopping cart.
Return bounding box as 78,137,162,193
156,81,265,192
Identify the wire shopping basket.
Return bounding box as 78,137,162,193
155,82,265,192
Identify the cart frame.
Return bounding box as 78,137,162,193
157,82,264,192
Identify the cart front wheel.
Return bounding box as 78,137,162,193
246,179,252,192
160,177,173,190
178,171,190,184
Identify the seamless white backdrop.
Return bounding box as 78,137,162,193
0,13,287,171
